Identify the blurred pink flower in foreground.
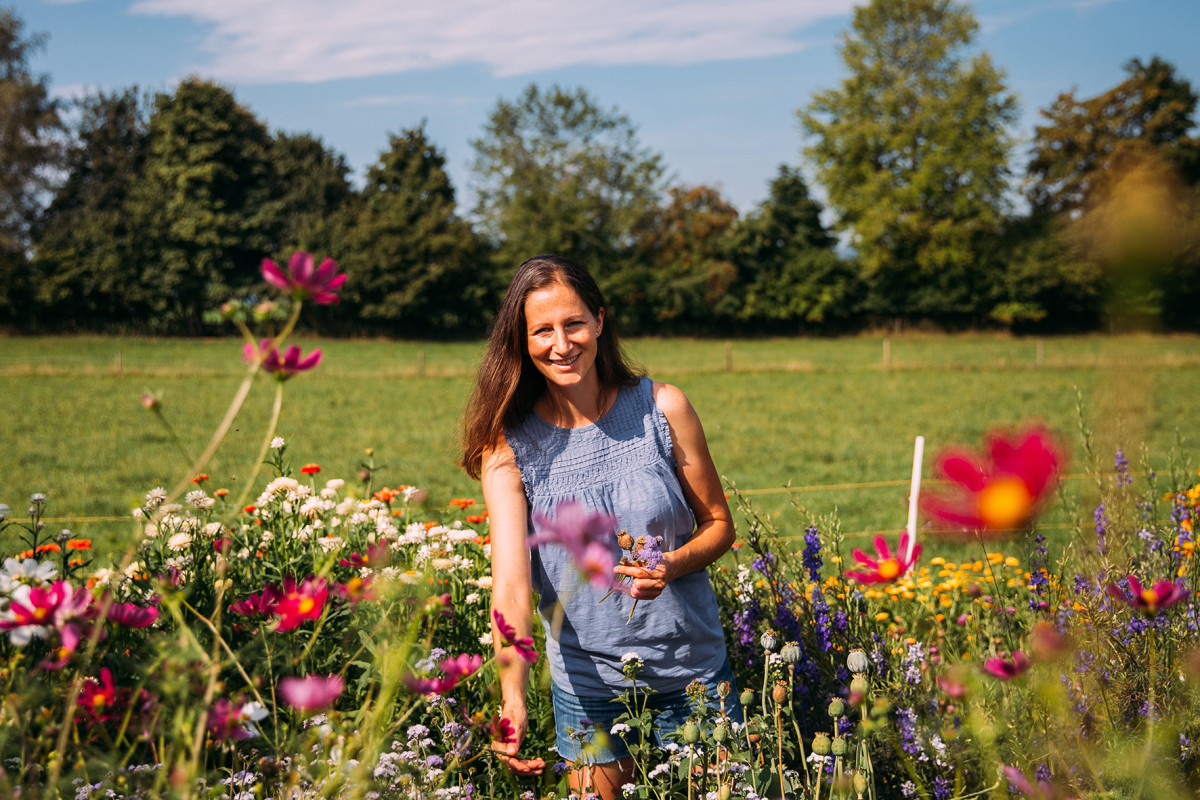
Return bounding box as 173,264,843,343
530,500,618,590
1003,766,1080,799
923,426,1065,536
229,584,284,619
492,609,538,664
106,601,160,628
208,698,267,740
1106,575,1188,615
279,674,344,711
261,252,346,304
983,651,1031,680
844,531,921,583
243,340,322,380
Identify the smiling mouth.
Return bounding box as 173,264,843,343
550,355,579,368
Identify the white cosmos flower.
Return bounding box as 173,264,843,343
0,557,57,594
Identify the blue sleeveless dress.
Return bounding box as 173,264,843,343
505,377,729,695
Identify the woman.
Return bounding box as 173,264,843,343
461,255,737,798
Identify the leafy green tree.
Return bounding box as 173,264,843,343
32,88,153,329
0,7,62,325
136,78,277,333
634,184,739,331
798,0,1017,323
731,166,859,331
1028,56,1200,215
470,84,664,294
267,131,355,257
335,125,487,335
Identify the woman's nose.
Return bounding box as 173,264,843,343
551,328,569,352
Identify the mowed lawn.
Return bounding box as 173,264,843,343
3,333,1199,562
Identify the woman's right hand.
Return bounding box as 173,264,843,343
491,697,546,775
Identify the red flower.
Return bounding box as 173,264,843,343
923,426,1064,535
492,609,538,664
66,539,92,551
261,252,346,305
983,651,1031,680
301,463,321,475
279,674,344,711
338,541,391,569
78,667,119,724
273,576,327,632
192,473,208,484
1107,576,1188,615
844,531,921,583
490,715,517,745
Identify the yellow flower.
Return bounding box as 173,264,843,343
1004,556,1020,568
875,612,890,621
930,556,946,566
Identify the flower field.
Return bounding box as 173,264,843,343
3,255,1200,798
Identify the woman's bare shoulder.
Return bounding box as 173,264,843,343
650,380,695,421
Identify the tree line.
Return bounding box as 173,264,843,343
1,0,1198,338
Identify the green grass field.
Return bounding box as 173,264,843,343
4,332,1199,561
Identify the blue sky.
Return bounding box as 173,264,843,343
15,0,1200,214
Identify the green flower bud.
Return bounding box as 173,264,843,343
681,721,700,744
846,648,869,674
712,722,729,743
853,770,869,795
739,689,756,707
780,641,801,664
828,698,845,718
812,732,832,756
831,735,847,756
850,675,869,696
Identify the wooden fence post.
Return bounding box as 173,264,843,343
883,338,891,369
114,351,122,375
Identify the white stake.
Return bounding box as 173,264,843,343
905,436,925,561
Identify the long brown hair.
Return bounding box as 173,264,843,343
460,254,642,479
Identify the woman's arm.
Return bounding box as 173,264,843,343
481,437,545,775
614,381,735,599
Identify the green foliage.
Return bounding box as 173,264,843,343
731,166,859,331
0,7,62,324
335,124,489,336
267,131,355,258
469,84,664,298
799,0,1017,324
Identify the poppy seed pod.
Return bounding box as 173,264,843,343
772,680,788,704
713,722,729,743
739,689,756,707
853,770,869,795
760,629,778,653
846,648,869,674
850,674,869,696
828,698,845,718
617,530,634,550
831,735,848,756
716,680,732,699
812,732,832,755
718,786,733,800
681,721,700,744
780,641,801,665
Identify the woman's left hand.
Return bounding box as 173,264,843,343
613,554,673,600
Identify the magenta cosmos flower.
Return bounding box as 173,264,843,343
261,252,346,304
279,674,344,711
922,426,1065,535
983,651,1032,680
1107,576,1188,615
106,601,160,628
492,609,538,664
529,500,619,590
273,576,328,632
243,340,322,380
844,531,921,583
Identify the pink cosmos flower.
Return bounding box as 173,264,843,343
207,698,267,740
243,340,322,380
1106,575,1188,615
923,426,1064,535
273,576,327,632
78,667,119,725
844,531,921,583
106,602,160,628
229,584,284,619
490,715,517,745
530,500,619,590
261,252,346,305
982,651,1032,680
403,672,459,695
440,653,483,680
279,674,344,711
1,581,67,645
492,609,538,664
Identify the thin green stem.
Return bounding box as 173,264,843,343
233,380,285,511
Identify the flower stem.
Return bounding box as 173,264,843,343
233,381,285,512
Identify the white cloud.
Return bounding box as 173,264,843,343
128,0,856,84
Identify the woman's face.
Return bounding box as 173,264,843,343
523,281,605,391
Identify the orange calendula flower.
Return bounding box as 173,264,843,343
466,510,488,524
192,473,208,484
449,498,477,509
374,487,399,503
243,505,257,514
66,539,92,551
923,426,1065,536
214,488,229,498
301,464,321,475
